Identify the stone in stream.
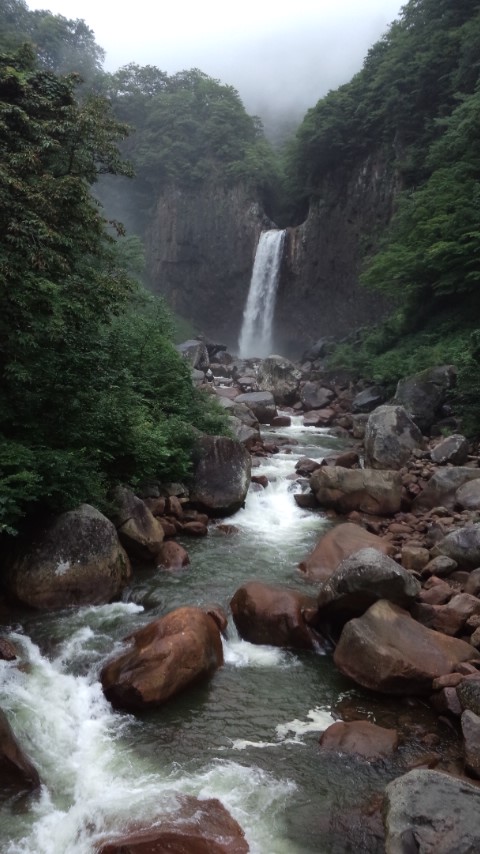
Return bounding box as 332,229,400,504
384,769,480,853
334,600,480,695
0,708,40,795
156,540,190,570
189,435,251,516
309,466,402,515
101,606,224,711
97,794,249,853
230,581,324,650
111,486,165,563
319,719,398,761
298,522,395,583
256,354,301,405
4,504,131,610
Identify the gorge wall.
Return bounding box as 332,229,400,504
146,149,399,355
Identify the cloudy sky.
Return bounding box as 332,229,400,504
27,0,403,126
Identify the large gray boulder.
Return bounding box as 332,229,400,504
430,433,469,465
334,600,479,695
310,467,402,516
300,381,335,410
317,548,420,623
176,339,209,371
413,466,480,510
384,769,480,853
4,505,131,610
364,405,424,470
256,355,301,405
351,386,386,414
433,523,480,569
111,487,165,562
189,435,251,516
393,364,457,433
234,391,277,424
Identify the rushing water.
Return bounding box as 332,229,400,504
0,419,460,853
238,229,286,359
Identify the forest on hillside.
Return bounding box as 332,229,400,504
1,0,479,532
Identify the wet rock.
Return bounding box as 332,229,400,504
303,408,335,427
298,522,395,583
182,521,208,537
112,487,165,562
364,405,424,470
176,339,210,371
0,708,40,794
300,382,335,410
433,523,480,569
97,794,249,854
457,677,480,715
101,606,224,711
317,548,420,625
421,555,458,578
412,594,480,637
351,386,386,414
393,365,457,433
234,391,277,424
295,456,323,476
384,769,480,853
189,436,251,517
230,581,322,650
413,467,480,511
310,467,402,516
227,415,261,448
334,450,359,468
401,545,430,572
256,355,301,405
465,568,480,596
431,434,469,465
429,685,463,717
334,600,480,695
0,638,17,661
456,479,480,511
156,541,190,570
461,709,480,778
4,505,131,610
319,720,398,760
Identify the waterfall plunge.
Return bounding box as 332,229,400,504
238,229,286,359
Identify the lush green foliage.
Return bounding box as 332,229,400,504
0,50,228,534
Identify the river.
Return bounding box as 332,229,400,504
0,419,458,853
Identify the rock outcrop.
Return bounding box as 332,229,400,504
189,435,251,516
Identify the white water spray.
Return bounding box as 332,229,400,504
238,230,286,359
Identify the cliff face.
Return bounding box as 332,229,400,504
146,183,272,350
274,148,400,357
146,150,399,356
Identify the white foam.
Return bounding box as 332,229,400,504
223,635,297,669
276,707,335,742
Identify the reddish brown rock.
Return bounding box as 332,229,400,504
156,541,190,570
230,581,322,650
165,495,184,520
319,720,398,760
96,795,248,854
413,594,480,637
334,600,480,695
298,523,395,583
303,408,335,427
101,607,224,711
309,467,402,516
0,708,40,794
182,521,208,537
334,451,360,469
157,518,177,538
0,638,17,661
401,545,430,572
429,686,463,716
114,488,165,562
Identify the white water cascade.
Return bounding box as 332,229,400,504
238,229,286,359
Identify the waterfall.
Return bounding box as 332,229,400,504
238,229,286,359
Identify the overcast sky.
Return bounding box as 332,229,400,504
26,0,403,126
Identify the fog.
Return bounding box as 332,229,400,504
26,0,402,133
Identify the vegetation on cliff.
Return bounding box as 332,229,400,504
0,46,226,535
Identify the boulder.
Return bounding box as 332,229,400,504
227,415,261,448
351,386,386,414
456,479,480,511
302,339,329,362
430,434,469,465
189,436,251,516
364,405,424,470
393,364,457,433
156,541,190,570
4,505,131,610
101,606,224,711
333,600,479,695
319,720,398,760
309,467,402,516
234,391,276,424
97,794,248,854
317,548,420,625
256,355,301,405
0,708,40,795
384,769,480,853
176,339,210,371
298,523,395,584
300,382,335,410
303,408,335,427
413,467,480,511
230,581,321,650
413,593,480,637
112,487,164,562
462,709,480,778
433,523,480,569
